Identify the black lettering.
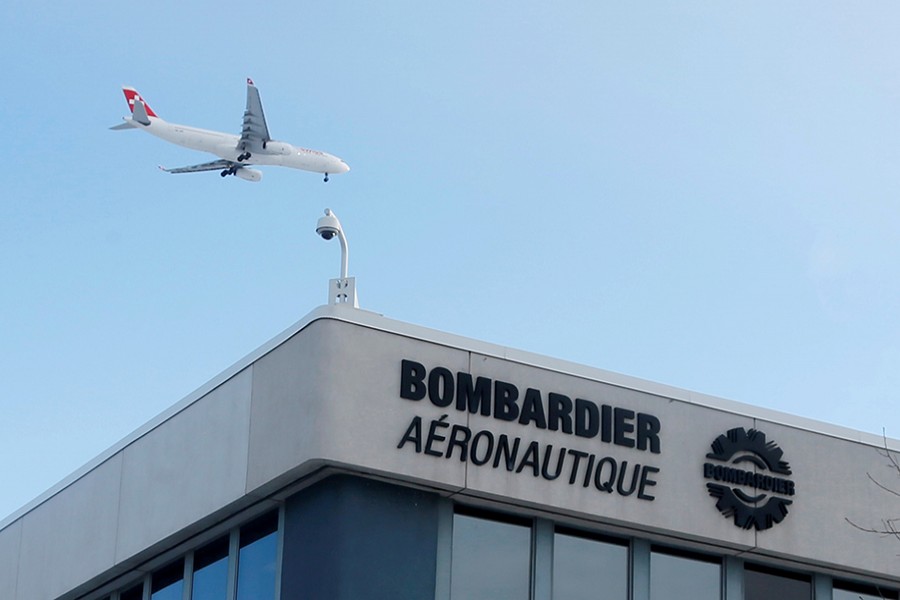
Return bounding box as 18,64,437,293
575,399,599,438
445,424,471,461
616,461,640,496
613,408,635,448
494,435,520,471
519,388,547,429
582,454,596,488
516,441,540,476
638,466,659,500
540,445,566,480
494,381,520,421
637,413,661,453
470,430,495,466
548,393,573,433
703,463,714,478
567,449,588,484
601,404,612,443
400,360,426,400
456,373,492,416
397,416,423,452
594,457,616,493
424,415,449,457
428,367,455,407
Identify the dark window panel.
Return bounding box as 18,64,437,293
744,564,810,600
450,512,531,600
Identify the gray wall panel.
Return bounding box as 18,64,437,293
17,454,122,600
751,420,900,577
246,326,328,494
0,518,21,600
116,367,253,562
246,319,469,494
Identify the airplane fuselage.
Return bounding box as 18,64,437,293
126,116,349,175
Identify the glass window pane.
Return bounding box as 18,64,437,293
151,560,184,600
192,536,230,600
553,530,628,600
744,564,810,600
450,512,531,600
236,512,279,600
650,549,720,600
120,585,144,600
834,582,898,600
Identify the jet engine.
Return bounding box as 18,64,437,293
235,167,263,182
260,141,293,155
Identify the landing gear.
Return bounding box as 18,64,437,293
237,152,251,162
221,166,238,177
324,173,329,183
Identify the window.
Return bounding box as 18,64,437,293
119,585,143,600
450,510,532,600
235,511,279,600
191,536,230,600
552,529,628,600
834,581,899,600
650,548,720,600
98,509,281,600
150,560,184,600
744,564,810,600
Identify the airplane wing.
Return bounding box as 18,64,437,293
159,160,235,174
239,78,271,152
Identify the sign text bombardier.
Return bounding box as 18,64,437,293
398,360,663,501
111,79,349,182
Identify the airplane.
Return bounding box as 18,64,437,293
111,79,350,182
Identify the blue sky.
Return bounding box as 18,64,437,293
2,2,899,520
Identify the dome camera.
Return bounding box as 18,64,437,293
316,208,342,241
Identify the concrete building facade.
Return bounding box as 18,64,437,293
2,304,898,599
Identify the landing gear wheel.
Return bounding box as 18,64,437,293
220,170,228,177
324,173,330,183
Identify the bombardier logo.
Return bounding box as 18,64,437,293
703,428,796,531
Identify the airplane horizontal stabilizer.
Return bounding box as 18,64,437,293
109,121,137,131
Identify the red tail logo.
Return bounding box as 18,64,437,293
122,87,158,117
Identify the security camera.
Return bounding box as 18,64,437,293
316,208,342,241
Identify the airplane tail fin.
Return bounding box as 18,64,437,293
122,87,158,119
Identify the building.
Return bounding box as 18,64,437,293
1,303,898,600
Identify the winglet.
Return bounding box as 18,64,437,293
122,87,158,118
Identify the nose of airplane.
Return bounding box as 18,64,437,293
338,160,350,173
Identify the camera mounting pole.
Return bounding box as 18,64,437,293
315,208,358,307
